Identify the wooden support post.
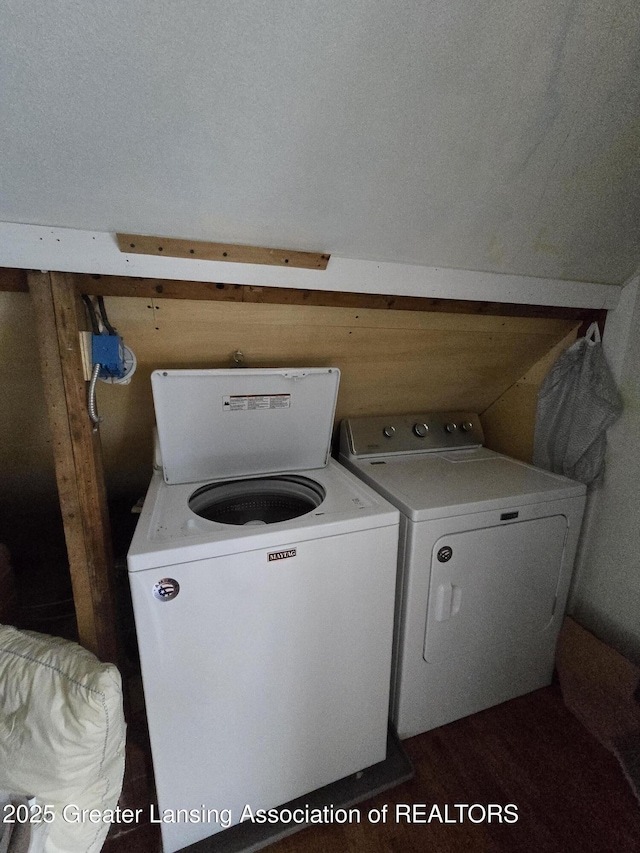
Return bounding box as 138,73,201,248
28,271,118,663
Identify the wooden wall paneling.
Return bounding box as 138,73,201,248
28,271,118,662
0,267,27,292
94,296,577,499
0,291,68,604
0,292,56,491
481,326,580,462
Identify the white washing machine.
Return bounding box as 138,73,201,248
339,412,586,740
127,368,400,853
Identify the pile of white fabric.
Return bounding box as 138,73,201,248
0,626,126,853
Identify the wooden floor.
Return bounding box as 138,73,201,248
103,685,640,853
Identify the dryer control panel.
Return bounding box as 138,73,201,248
341,412,484,457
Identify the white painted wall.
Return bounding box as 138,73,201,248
1,0,639,286
570,277,640,662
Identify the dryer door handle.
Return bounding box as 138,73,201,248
434,583,462,621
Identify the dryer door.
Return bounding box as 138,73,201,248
423,515,567,663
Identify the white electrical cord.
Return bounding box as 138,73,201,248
88,363,103,430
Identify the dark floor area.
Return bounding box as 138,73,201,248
102,684,640,853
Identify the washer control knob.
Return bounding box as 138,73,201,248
460,421,474,432
445,422,458,433
382,426,396,438
413,423,429,438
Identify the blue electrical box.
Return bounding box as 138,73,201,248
92,334,126,378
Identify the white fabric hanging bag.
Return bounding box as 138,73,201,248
533,322,623,485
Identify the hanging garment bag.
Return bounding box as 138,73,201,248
533,323,623,485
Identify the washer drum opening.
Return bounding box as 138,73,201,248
188,475,326,525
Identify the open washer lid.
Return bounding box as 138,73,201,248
151,367,340,484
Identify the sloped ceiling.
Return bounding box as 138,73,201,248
1,0,639,285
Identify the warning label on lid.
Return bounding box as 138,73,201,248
223,394,291,412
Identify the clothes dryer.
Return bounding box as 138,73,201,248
339,412,586,740
128,369,399,852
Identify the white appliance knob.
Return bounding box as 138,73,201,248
461,421,474,432
383,426,396,438
413,423,429,437
445,423,458,433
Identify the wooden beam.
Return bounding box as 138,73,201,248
28,271,118,663
0,267,608,326
72,272,606,324
116,233,330,270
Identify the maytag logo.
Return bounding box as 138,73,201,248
268,549,297,562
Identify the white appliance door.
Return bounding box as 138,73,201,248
151,367,340,484
424,516,567,663
130,525,396,852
